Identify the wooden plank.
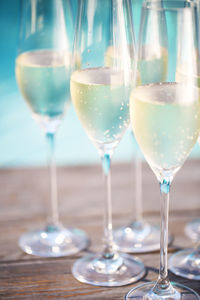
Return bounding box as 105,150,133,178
0,159,199,298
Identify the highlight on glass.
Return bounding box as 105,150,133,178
126,0,200,298
15,0,89,257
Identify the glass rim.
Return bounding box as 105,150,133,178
142,0,197,11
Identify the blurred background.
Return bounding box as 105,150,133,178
1,0,200,169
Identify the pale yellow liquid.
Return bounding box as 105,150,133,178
16,50,71,119
71,67,130,145
131,83,200,175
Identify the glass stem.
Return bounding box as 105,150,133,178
46,132,59,227
135,150,143,222
101,153,115,259
153,179,172,294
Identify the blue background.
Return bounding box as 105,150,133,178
0,0,199,168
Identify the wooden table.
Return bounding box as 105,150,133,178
0,159,200,299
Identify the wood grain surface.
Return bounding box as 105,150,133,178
0,159,200,299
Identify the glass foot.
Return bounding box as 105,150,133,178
169,249,200,280
19,224,89,257
72,252,146,286
125,281,199,299
114,220,173,253
185,219,200,241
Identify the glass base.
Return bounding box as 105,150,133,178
72,252,145,287
114,220,173,253
125,282,199,299
185,219,200,241
169,249,200,280
19,224,89,257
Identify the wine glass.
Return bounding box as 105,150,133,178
126,0,200,298
70,0,145,287
15,0,89,257
168,8,200,281
113,0,172,254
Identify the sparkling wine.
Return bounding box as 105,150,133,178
71,67,130,145
16,50,71,120
131,82,200,176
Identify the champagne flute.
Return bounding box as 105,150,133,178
114,0,172,254
15,0,89,257
70,0,145,286
126,0,200,298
